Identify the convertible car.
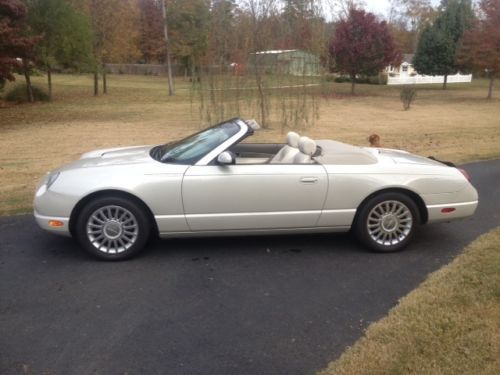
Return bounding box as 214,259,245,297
34,118,478,260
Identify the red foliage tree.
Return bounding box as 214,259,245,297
458,0,500,99
329,8,402,94
0,0,38,91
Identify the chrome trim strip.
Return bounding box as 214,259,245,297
154,214,185,219
185,210,321,219
426,200,478,209
155,209,357,220
320,209,357,214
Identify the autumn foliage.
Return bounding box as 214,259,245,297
458,0,500,99
0,0,38,87
138,0,165,63
329,9,401,94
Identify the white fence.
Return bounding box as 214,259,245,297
387,73,472,85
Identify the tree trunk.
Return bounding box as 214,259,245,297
487,74,494,100
350,74,356,95
442,74,448,90
94,70,99,96
47,65,52,101
161,0,175,96
253,56,267,128
23,59,34,103
102,63,107,94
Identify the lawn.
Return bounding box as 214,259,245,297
0,73,499,215
319,227,500,375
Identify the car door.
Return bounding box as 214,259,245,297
182,163,328,231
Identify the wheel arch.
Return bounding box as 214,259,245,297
69,189,159,237
353,187,428,226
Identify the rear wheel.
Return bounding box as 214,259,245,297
75,196,151,260
354,192,420,252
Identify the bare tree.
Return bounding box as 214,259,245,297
325,0,366,20
245,0,278,127
390,0,436,51
161,0,175,96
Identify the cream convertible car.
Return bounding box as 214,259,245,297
34,118,478,260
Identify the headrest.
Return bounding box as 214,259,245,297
298,136,317,156
287,131,300,148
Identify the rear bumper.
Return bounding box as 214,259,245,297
426,200,478,223
34,211,71,237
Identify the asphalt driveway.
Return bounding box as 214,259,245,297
1,160,499,375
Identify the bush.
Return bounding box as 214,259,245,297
400,85,417,110
334,76,351,83
378,73,388,85
323,73,336,82
5,84,49,103
332,74,387,85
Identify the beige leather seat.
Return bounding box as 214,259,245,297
270,131,300,163
293,137,317,164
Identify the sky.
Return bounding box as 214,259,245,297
363,0,442,18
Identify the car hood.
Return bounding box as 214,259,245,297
55,145,155,171
80,145,153,160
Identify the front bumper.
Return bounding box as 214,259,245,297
34,211,71,237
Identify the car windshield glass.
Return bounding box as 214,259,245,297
151,120,241,165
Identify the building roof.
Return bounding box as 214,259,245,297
254,49,298,55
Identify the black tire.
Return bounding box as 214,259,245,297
354,192,420,252
75,196,151,260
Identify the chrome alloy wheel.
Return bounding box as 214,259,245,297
86,205,139,254
366,200,413,246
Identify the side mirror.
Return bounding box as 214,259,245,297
217,151,235,165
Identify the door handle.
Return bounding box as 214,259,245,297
300,177,318,184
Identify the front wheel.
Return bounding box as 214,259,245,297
75,196,151,260
354,192,420,252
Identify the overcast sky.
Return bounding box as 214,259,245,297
363,0,441,18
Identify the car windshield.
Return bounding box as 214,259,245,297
150,120,241,165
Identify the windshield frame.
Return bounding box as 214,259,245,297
150,118,249,166
196,119,249,165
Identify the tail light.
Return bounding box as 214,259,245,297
458,168,471,182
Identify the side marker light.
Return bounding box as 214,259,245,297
49,220,64,227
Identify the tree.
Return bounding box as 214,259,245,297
329,8,402,94
243,0,279,127
413,24,455,82
458,0,500,99
326,0,365,20
69,0,140,95
389,0,436,51
413,0,474,89
137,0,165,63
167,0,210,80
0,0,39,100
161,0,175,96
26,0,94,100
208,0,237,67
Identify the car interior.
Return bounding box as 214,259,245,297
228,132,319,165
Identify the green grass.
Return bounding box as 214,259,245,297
318,227,500,375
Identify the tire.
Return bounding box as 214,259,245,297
354,192,420,253
75,196,151,260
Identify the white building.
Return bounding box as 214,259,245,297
385,54,472,85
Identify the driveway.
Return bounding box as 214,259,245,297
1,160,499,375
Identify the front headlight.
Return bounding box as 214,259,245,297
46,172,60,189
